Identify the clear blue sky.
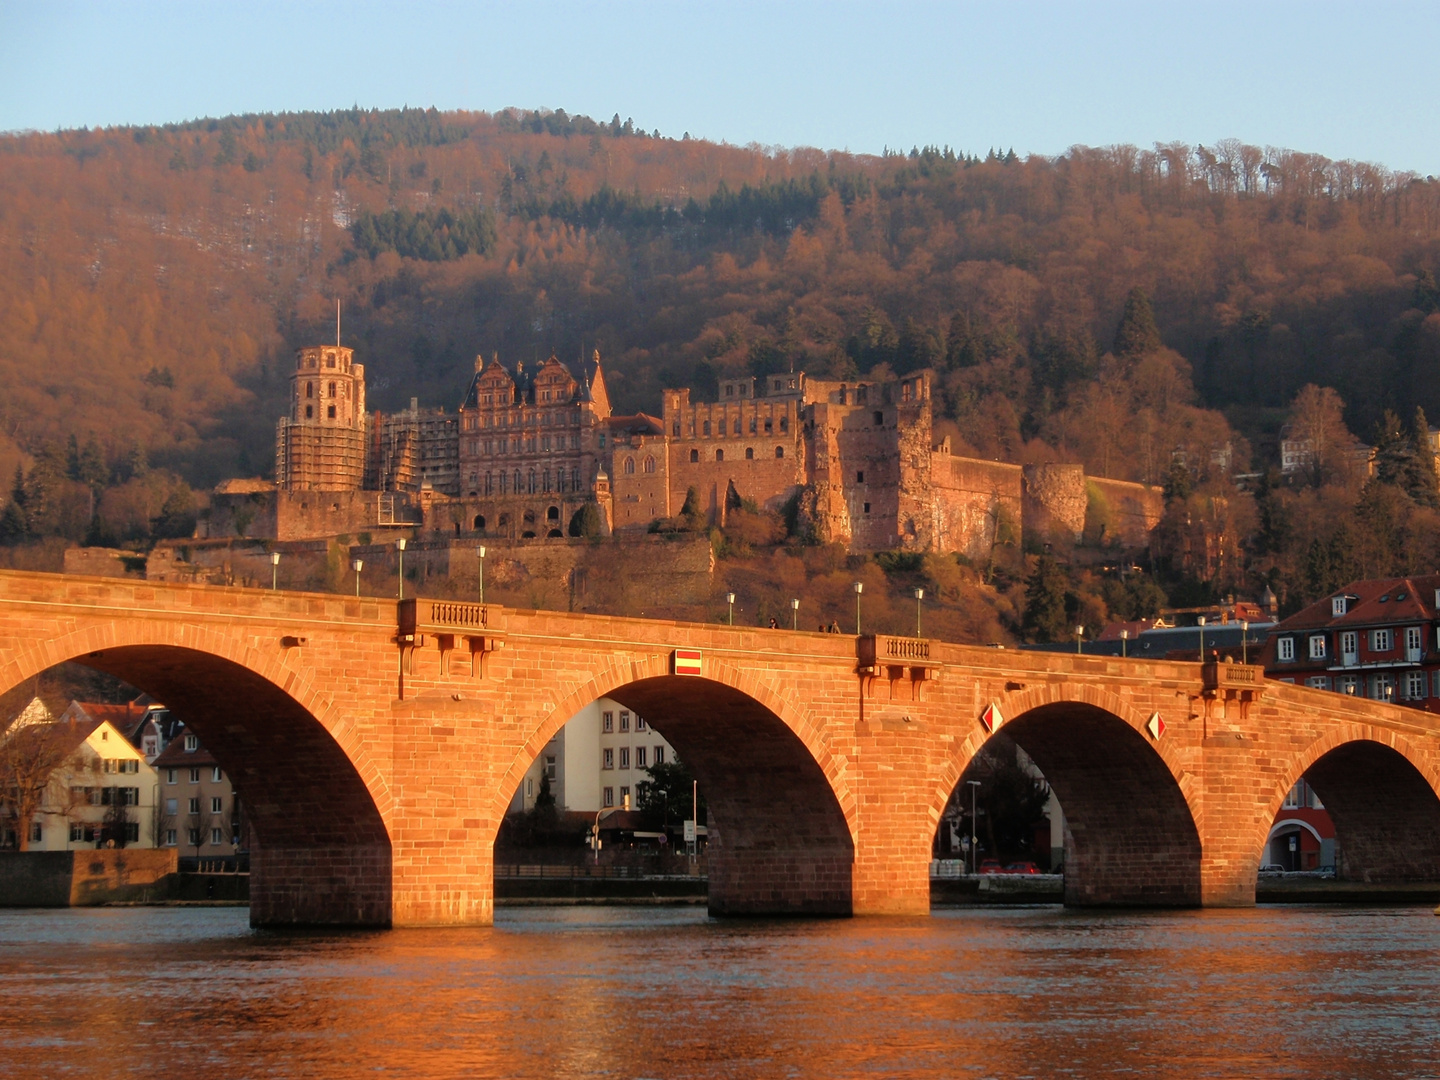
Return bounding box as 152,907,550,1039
3,1,1438,175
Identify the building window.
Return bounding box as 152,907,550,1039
184,734,198,752
212,766,222,782
1339,675,1359,696
645,456,656,473
603,748,614,770
874,411,884,426
619,748,630,769
525,778,533,798
166,798,177,815
745,447,754,459
304,405,313,419
636,717,647,731
857,471,865,483
1332,596,1347,616
545,755,557,781
29,822,41,843
1370,672,1395,700
1405,626,1423,657
1305,675,1331,691
654,746,665,765
625,457,635,475
602,711,614,733
188,797,201,814
715,449,724,461
620,711,630,732
189,767,201,783
779,417,788,433
1404,670,1427,700
603,787,614,808
1308,635,1326,660
764,417,773,433
211,828,224,845
636,746,647,769
1277,637,1295,662
703,420,711,436
775,446,784,459
188,828,201,846
164,829,177,847
690,449,699,463
211,797,223,813
1341,631,1358,661
166,768,176,784
1371,629,1392,652
327,405,336,419
863,502,871,515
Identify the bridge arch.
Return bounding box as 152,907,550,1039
933,684,1203,906
1263,726,1440,884
496,656,856,915
0,626,392,927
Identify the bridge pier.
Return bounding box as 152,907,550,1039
249,842,394,927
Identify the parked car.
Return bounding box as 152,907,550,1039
977,858,1003,874
1257,863,1287,874
1002,861,1041,875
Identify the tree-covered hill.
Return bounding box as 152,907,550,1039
3,107,1440,615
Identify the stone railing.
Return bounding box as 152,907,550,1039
398,598,506,638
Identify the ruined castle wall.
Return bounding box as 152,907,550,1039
930,456,1023,562
662,392,805,525
610,434,673,531
1022,464,1088,544
1086,477,1165,547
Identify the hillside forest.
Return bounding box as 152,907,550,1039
4,107,1440,640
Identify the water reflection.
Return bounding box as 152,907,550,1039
0,905,1436,1078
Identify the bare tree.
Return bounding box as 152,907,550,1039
0,718,80,850
1290,384,1357,486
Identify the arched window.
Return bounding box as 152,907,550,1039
644,456,655,473
779,416,788,433
571,467,580,490
715,449,724,461
528,470,536,494
624,457,635,475
474,514,486,530
689,449,699,463
745,447,754,460
775,446,784,458
543,470,552,492
305,383,313,399
498,512,511,528
513,470,522,493
523,509,536,525
547,505,560,521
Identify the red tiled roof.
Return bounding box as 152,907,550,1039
70,702,150,743
152,733,217,767
1274,575,1440,633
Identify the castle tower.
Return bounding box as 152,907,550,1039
275,345,368,491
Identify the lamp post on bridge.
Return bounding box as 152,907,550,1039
270,551,280,591
1075,625,1084,654
790,597,799,631
352,558,363,597
726,592,735,626
1120,629,1129,658
1241,620,1249,665
476,545,487,606
914,587,924,638
853,581,864,635
396,537,406,600
591,792,631,864
1197,616,1206,661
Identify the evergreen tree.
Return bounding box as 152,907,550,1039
1408,407,1439,506
568,502,603,538
1371,409,1413,490
1113,287,1162,358
1021,554,1070,643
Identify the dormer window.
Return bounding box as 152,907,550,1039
184,734,198,752
1332,596,1347,617
1277,637,1295,662
1308,634,1327,660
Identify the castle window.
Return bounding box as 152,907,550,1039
547,506,560,521
725,385,734,397
305,405,313,419
715,449,724,461
306,382,313,399
857,471,865,483
690,449,699,463
328,382,336,397
624,457,635,475
874,411,884,425
499,512,511,528
528,470,537,494
774,379,783,391
703,420,711,436
750,417,757,433
523,509,536,525
863,502,871,514
745,447,754,460
644,456,655,473
673,422,681,436
775,446,784,458
764,418,773,433
543,470,552,492
327,405,336,419
779,417,788,433
327,355,336,368
514,470,522,493
571,467,580,489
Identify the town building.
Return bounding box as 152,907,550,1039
1262,575,1440,709
507,696,678,817
3,704,161,851
1266,776,1336,871
151,730,244,856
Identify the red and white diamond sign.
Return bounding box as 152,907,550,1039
1146,712,1165,740
980,703,1003,733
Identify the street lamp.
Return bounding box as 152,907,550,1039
476,544,487,605
396,537,407,600
790,597,800,630
967,779,981,876
853,581,864,635
592,791,631,864
1120,629,1129,658
1240,620,1249,665
1075,625,1084,654
726,592,735,626
1197,616,1206,661
351,558,363,597
914,587,925,638
270,551,280,591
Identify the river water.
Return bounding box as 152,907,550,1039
0,903,1436,1079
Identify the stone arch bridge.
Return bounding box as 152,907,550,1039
2,570,1438,927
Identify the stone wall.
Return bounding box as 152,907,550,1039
0,849,178,907
930,457,1023,562
1022,464,1089,544
1086,477,1165,547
